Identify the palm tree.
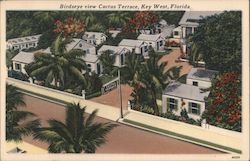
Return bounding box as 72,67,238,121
6,84,40,142
106,12,130,28
120,52,142,84
26,35,87,88
139,47,180,115
188,43,203,67
33,102,117,153
98,50,117,76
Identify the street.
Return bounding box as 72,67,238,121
19,94,223,154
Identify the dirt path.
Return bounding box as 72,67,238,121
20,95,222,154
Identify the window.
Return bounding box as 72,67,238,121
192,81,198,86
159,40,163,46
186,27,192,37
97,63,101,74
174,31,179,36
86,49,90,54
144,46,148,52
188,102,201,115
87,64,91,72
15,63,21,71
166,97,178,111
79,43,82,47
120,54,125,66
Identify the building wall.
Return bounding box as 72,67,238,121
186,78,212,88
95,36,107,45
162,94,206,120
12,61,27,74
142,39,165,51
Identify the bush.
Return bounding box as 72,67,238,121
180,109,189,120
85,91,102,99
8,70,29,82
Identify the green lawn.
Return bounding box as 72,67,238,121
100,75,117,85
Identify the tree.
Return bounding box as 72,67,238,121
190,11,241,73
139,47,181,115
202,72,241,132
98,50,117,76
106,12,130,28
6,84,40,142
33,102,117,153
6,49,19,68
120,52,143,84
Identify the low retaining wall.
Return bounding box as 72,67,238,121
127,107,242,151
7,78,121,121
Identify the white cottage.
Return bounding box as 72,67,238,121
7,34,41,51
98,45,130,67
137,34,165,51
118,39,149,57
178,11,221,54
162,68,218,120
83,32,107,46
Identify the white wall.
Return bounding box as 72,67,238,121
186,78,212,88
12,61,28,75
162,94,206,120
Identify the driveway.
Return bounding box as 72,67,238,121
19,95,222,154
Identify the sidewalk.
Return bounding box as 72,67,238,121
121,110,242,154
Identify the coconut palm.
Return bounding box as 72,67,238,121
6,84,40,142
98,50,117,76
26,35,87,88
120,52,143,84
188,42,203,67
139,47,181,115
33,102,117,153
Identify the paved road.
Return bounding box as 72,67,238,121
20,95,223,154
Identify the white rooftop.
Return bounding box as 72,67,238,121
98,45,127,55
179,11,222,26
163,82,210,102
109,30,121,38
137,34,163,41
85,32,107,38
12,50,42,64
187,68,218,82
66,39,95,51
7,34,42,45
119,39,146,47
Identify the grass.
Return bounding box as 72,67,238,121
100,75,116,85
123,119,242,154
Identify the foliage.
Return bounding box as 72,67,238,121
190,11,241,73
33,102,117,153
8,70,29,82
6,49,19,68
180,109,189,120
37,30,58,49
25,35,87,88
106,12,131,28
202,72,241,132
6,84,40,142
53,17,84,37
122,11,159,33
98,50,117,76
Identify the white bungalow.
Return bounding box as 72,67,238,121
7,34,41,51
178,11,222,54
98,45,130,68
173,26,182,39
137,34,165,51
118,39,149,57
82,32,107,46
162,68,218,120
12,51,38,75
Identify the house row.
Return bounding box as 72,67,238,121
162,68,218,120
7,34,41,51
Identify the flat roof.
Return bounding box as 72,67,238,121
98,45,128,55
12,50,42,64
7,34,42,45
187,68,218,82
163,82,210,102
119,39,146,47
137,34,163,42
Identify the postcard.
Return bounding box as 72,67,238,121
0,0,249,161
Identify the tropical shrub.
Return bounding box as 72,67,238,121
202,72,241,132
8,70,29,82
